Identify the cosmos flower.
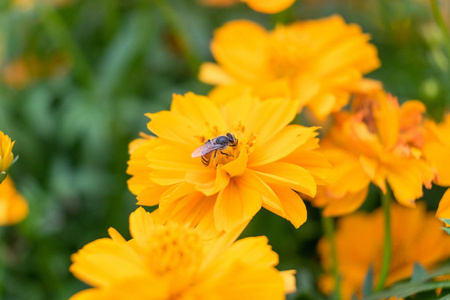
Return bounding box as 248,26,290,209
313,91,436,216
199,15,381,119
127,92,329,233
70,207,296,300
200,0,295,14
437,188,450,223
318,203,450,300
423,113,450,187
0,177,28,226
0,131,16,181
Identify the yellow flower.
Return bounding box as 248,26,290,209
318,203,450,300
242,0,296,13
70,207,295,300
127,92,329,233
0,177,28,226
313,91,436,216
423,113,450,187
200,0,294,13
0,131,16,178
199,15,381,119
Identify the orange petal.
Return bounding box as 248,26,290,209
321,188,369,217
270,185,307,228
214,177,262,231
251,162,316,197
249,125,318,166
437,189,450,224
185,167,230,196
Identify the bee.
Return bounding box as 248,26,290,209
191,133,238,166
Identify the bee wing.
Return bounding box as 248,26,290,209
191,141,223,157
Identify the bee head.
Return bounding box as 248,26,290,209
226,133,238,145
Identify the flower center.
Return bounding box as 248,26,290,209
143,225,203,276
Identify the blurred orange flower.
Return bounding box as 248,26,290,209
0,131,16,177
423,113,450,187
437,188,450,223
318,203,450,300
0,177,28,226
199,15,380,119
70,207,295,300
313,91,436,216
13,0,73,10
127,92,329,234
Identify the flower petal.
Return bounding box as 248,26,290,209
214,177,262,231
211,20,269,83
198,62,237,85
185,167,230,196
244,0,295,14
251,162,317,197
270,185,307,228
249,126,318,166
222,147,248,177
248,99,300,144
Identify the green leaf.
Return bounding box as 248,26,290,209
0,172,6,184
362,264,374,296
442,227,450,235
440,219,450,226
438,292,450,300
411,262,428,283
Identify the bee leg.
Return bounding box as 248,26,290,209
220,151,234,158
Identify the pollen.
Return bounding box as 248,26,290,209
142,224,203,276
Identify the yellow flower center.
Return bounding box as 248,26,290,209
143,224,203,276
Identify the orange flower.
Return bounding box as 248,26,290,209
0,177,28,226
313,91,436,216
423,113,450,187
0,131,16,179
199,15,381,119
70,207,296,300
318,203,450,300
437,188,450,223
127,92,329,234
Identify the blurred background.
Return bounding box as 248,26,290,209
0,0,449,299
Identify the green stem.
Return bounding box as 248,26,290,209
322,215,341,300
37,2,96,89
376,187,392,291
152,0,201,75
430,0,450,55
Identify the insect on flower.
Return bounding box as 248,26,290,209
191,133,238,166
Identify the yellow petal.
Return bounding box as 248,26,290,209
249,125,317,166
214,177,262,231
211,20,269,83
270,185,307,228
247,98,300,144
146,111,204,145
222,147,248,177
280,270,297,294
129,207,154,241
198,62,237,85
135,183,168,206
185,167,230,196
171,92,227,134
243,0,295,14
70,239,146,288
251,162,317,197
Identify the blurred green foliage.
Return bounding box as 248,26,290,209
0,0,449,299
